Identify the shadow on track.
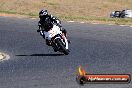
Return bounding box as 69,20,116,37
16,53,64,56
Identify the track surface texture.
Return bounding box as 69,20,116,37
0,17,132,88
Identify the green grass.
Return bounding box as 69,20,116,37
58,15,132,25
1,10,132,25
0,0,132,25
0,10,38,17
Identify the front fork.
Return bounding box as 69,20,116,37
56,34,69,50
63,36,68,49
51,41,59,51
51,34,69,51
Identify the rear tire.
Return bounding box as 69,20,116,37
55,38,69,55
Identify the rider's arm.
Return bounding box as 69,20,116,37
38,21,46,31
37,21,45,32
38,21,42,29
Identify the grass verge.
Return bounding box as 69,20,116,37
0,10,132,25
0,0,132,25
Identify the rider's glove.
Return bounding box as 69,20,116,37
37,29,41,32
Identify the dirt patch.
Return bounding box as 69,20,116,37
0,0,132,17
0,13,28,18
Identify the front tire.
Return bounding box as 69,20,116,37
55,38,69,55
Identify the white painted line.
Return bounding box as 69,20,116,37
80,22,85,23
66,21,132,28
108,24,115,25
31,18,37,20
126,25,130,27
119,25,127,27
67,21,75,23
92,23,99,24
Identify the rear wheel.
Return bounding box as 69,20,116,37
55,38,69,55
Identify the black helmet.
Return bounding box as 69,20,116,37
39,9,48,18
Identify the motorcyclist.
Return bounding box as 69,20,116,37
119,10,125,18
37,9,69,50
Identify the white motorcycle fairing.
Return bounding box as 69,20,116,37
44,25,61,40
44,25,68,49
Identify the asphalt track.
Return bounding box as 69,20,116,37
0,16,132,88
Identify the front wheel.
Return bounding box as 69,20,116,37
55,38,69,55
